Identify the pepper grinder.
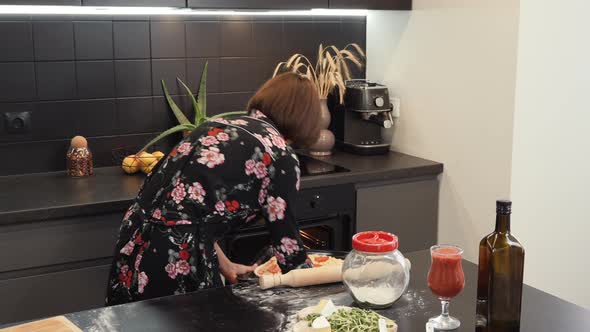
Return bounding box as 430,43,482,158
67,136,93,177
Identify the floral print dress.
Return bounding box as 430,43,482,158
106,111,310,305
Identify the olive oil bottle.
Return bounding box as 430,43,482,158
476,200,525,332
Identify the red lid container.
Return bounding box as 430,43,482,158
352,231,398,253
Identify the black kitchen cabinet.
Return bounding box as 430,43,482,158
188,0,329,10
0,152,440,325
0,0,81,4
0,213,120,325
0,0,410,9
190,0,412,10
329,0,411,9
83,0,186,6
329,0,366,9
356,179,439,252
368,0,411,9
0,265,111,324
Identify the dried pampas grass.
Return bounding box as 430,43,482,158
273,43,365,103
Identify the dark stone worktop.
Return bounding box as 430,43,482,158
63,250,590,332
0,151,442,225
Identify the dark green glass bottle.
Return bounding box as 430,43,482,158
476,200,525,332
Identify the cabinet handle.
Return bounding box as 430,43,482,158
310,194,321,208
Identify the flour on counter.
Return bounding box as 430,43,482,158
232,284,433,331
390,288,432,317
84,307,119,332
232,282,348,331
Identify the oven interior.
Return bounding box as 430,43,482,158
226,217,353,265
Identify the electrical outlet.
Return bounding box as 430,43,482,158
390,97,401,118
4,111,31,135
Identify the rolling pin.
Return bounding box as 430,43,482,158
259,264,342,290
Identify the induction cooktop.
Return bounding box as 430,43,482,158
297,154,350,177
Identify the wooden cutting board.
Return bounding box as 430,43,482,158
0,316,82,332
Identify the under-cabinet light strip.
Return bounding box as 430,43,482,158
0,6,367,17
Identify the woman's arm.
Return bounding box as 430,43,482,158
262,154,312,272
214,242,257,284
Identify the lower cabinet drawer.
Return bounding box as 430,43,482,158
0,213,121,273
0,264,110,325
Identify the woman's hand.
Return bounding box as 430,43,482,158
215,242,257,284
219,260,258,285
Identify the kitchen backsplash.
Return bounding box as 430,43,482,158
0,14,365,176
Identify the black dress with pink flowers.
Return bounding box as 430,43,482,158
105,111,310,305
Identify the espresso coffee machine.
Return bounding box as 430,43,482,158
328,79,395,155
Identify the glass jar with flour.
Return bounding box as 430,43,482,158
342,231,411,309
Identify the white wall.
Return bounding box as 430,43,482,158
367,0,520,262
367,0,590,309
511,0,590,309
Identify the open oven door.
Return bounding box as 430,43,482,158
224,215,354,265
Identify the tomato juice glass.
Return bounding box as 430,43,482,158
427,245,465,330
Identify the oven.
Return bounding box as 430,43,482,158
224,155,355,265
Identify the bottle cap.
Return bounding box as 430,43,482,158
352,231,398,253
496,200,512,214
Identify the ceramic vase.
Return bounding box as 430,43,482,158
308,99,335,156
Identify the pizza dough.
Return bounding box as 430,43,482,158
254,254,343,277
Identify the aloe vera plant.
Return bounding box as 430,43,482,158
140,62,245,152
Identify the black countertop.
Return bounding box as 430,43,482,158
0,151,442,225
62,250,590,332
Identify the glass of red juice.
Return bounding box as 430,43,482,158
427,244,465,330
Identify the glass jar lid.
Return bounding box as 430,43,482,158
352,231,398,253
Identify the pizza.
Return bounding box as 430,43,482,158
254,256,282,276
309,254,343,267
254,254,343,277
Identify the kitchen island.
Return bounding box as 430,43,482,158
58,250,590,332
0,150,443,324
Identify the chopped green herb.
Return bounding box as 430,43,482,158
326,308,395,332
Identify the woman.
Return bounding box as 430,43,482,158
106,73,322,305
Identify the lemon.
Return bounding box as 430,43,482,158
137,151,157,171
142,159,159,174
152,151,165,161
122,155,141,174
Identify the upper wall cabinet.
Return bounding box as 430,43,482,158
82,0,186,6
0,0,410,10
188,0,329,9
0,0,81,4
329,0,411,9
328,0,365,8
368,0,411,9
